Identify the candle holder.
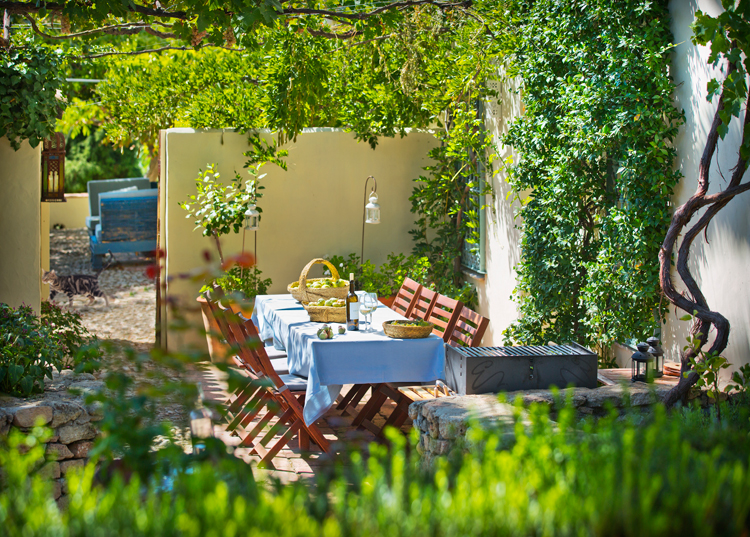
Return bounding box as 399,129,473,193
631,342,654,382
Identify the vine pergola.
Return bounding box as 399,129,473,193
2,0,749,404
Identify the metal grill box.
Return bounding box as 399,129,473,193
444,343,598,395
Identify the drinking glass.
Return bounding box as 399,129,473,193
362,293,379,332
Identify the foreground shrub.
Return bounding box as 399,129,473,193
0,302,100,396
2,401,750,536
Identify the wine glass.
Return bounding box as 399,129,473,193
361,293,379,332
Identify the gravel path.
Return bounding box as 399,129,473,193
49,229,189,431
49,228,156,345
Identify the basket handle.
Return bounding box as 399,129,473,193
298,258,342,291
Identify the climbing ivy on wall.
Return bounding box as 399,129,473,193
502,0,684,356
0,39,65,149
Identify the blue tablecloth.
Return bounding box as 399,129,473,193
252,294,446,425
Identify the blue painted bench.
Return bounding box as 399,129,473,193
86,177,151,234
89,189,158,269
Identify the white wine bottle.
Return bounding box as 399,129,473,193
346,272,360,331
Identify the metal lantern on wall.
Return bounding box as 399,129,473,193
646,336,664,378
631,342,654,382
41,133,66,202
244,204,260,231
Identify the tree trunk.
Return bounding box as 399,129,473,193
660,59,750,407
212,230,225,265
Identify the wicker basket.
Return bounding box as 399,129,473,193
288,258,349,303
383,320,434,339
303,303,347,323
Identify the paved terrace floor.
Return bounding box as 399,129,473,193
194,365,412,484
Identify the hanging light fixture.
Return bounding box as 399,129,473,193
41,133,66,202
244,204,260,231
365,192,381,224
361,175,380,262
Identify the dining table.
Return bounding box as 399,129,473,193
252,294,446,425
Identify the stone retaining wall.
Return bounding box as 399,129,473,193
0,370,105,507
410,383,674,465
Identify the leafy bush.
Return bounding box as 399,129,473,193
40,301,101,369
0,39,65,149
209,266,272,300
2,401,750,536
64,128,145,193
0,302,100,396
326,253,430,298
502,0,683,354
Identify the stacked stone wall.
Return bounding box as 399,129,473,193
410,383,675,465
0,370,104,507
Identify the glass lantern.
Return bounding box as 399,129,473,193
190,408,213,454
244,204,260,231
41,133,66,202
631,342,654,382
646,336,664,378
365,192,381,224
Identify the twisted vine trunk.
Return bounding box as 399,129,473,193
660,60,750,407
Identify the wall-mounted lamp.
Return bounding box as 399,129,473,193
41,133,66,202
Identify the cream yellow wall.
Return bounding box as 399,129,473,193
471,76,525,347
0,137,42,313
162,128,438,351
41,203,50,300
662,0,750,377
49,193,88,230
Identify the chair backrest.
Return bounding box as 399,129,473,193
448,306,489,347
410,287,437,321
427,294,463,342
391,277,422,318
87,177,150,217
99,189,158,242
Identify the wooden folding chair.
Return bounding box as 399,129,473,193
409,286,437,321
203,294,285,456
447,306,489,348
391,277,422,318
372,307,489,435
206,294,329,466
426,294,464,342
210,284,289,373
232,315,331,457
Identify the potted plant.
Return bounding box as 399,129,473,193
181,163,271,361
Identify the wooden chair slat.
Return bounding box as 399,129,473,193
447,306,489,348
391,277,422,318
203,289,331,465
427,294,463,342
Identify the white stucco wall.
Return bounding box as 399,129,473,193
0,137,42,313
663,0,750,377
472,77,524,346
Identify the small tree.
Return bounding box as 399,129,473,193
661,4,750,406
180,164,262,265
